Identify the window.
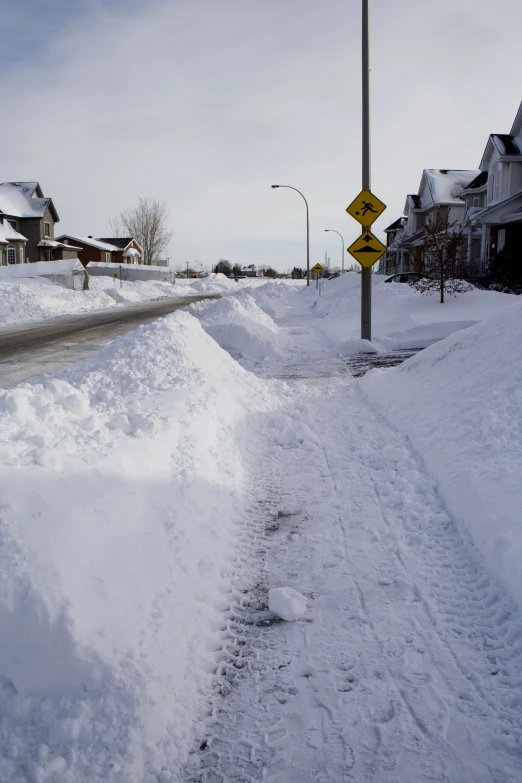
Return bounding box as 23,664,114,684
20,245,24,264
105,252,111,263
44,222,50,237
494,163,502,202
473,197,480,208
7,246,16,265
497,229,506,253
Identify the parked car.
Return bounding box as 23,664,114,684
383,272,428,284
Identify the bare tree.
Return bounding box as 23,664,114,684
411,214,472,303
110,198,173,265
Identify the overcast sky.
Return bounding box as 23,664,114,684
1,0,521,272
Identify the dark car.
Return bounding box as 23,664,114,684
383,272,427,284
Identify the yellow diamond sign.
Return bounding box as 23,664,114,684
347,230,386,268
311,263,324,275
346,189,386,227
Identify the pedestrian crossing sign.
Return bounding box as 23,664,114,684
346,189,386,227
347,229,387,268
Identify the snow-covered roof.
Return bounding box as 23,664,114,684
37,239,83,250
0,182,58,220
422,169,481,205
56,234,119,251
0,219,27,244
97,237,142,252
123,248,139,257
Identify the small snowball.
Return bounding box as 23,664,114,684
269,587,307,621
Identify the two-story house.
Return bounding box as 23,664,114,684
462,101,522,276
382,170,479,275
0,182,80,263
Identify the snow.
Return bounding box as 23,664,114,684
56,235,119,251
0,219,27,243
423,169,480,204
1,270,522,781
0,258,85,279
268,587,307,621
0,311,283,781
0,182,51,218
361,298,522,611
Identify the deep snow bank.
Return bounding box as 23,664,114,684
360,300,522,608
0,310,280,782
190,291,285,366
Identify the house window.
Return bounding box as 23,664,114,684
7,246,16,265
20,245,25,264
105,252,111,263
44,222,50,237
473,197,480,208
494,164,502,202
497,229,506,253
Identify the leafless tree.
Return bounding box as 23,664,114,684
109,198,173,265
411,214,472,303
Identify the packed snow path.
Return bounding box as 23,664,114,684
186,298,522,782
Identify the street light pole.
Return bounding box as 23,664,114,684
324,229,345,274
271,184,310,286
361,0,372,340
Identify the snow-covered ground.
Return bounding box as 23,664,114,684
0,273,285,327
0,272,521,781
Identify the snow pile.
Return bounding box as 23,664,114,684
191,293,284,365
0,276,182,327
0,277,117,324
306,272,514,352
269,587,307,621
360,299,522,609
240,281,297,320
0,310,280,782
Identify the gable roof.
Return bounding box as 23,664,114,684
0,218,28,244
422,169,480,205
384,216,407,232
0,182,59,221
56,234,119,251
463,170,488,190
492,134,521,156
97,237,142,252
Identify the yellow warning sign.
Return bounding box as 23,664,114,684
346,189,386,226
347,230,387,268
311,263,324,275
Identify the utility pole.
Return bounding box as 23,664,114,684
361,0,371,341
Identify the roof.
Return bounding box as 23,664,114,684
0,218,28,244
492,134,521,156
0,182,59,221
463,170,488,190
384,217,407,232
423,169,481,205
409,195,422,209
38,239,83,250
56,234,119,252
97,237,139,250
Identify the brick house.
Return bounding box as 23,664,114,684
0,182,79,264
55,235,143,266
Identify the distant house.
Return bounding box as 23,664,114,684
0,181,79,263
55,235,143,266
240,264,258,277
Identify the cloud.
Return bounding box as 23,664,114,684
1,0,521,271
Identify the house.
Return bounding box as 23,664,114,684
379,217,407,274
0,182,77,263
55,235,143,266
381,169,480,275
462,101,522,278
240,264,258,277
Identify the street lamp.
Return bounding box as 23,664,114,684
271,184,310,286
324,229,345,274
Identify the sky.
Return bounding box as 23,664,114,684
1,0,522,272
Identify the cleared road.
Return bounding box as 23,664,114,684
0,294,219,388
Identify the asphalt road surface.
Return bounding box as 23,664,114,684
0,294,220,388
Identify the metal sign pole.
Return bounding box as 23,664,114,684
361,0,371,341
